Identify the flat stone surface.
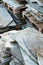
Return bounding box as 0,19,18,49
0,5,13,27
13,28,43,65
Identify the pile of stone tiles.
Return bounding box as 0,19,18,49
0,0,43,65
0,2,27,33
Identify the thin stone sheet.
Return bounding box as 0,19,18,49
0,6,13,27
29,2,43,13
26,0,43,13
26,0,43,6
2,0,23,9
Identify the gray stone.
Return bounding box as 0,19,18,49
10,59,22,65
0,5,13,28
2,47,11,55
10,43,24,64
0,60,2,65
2,57,12,64
2,52,11,58
10,60,15,65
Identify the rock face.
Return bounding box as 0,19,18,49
0,28,43,65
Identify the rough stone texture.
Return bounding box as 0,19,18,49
10,43,24,64
0,28,43,65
